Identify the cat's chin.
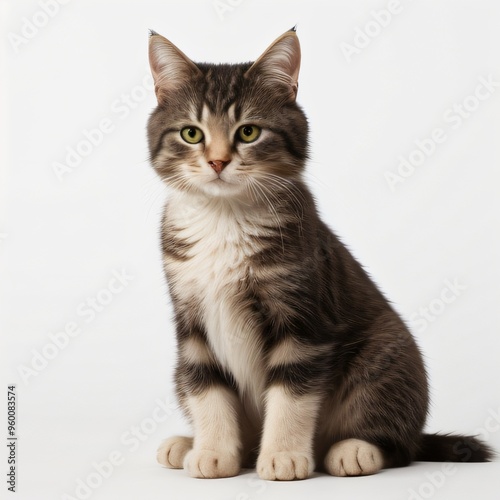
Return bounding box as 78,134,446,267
195,179,248,199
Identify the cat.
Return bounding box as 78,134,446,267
147,28,493,480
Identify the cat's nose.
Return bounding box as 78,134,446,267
208,159,230,175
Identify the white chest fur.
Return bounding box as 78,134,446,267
165,192,269,413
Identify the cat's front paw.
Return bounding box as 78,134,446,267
184,449,240,478
157,436,193,468
257,450,313,480
324,438,384,477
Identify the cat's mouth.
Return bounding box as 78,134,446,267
200,173,247,198
208,177,230,188
209,173,235,186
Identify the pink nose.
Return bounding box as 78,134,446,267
208,160,230,175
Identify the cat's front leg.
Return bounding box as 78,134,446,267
182,385,242,478
158,385,241,478
257,385,321,480
157,322,243,478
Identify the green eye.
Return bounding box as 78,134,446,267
237,125,261,143
180,126,204,144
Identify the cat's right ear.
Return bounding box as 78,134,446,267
148,31,201,104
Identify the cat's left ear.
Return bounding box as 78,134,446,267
245,28,301,101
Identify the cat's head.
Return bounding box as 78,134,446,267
147,29,308,200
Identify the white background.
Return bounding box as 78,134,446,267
1,1,500,499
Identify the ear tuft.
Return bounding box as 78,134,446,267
148,33,201,104
245,30,301,101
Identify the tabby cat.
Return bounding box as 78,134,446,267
147,28,492,480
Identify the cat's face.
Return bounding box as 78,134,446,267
147,30,308,201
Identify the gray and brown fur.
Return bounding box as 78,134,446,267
147,29,493,479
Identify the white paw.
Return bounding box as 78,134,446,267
324,439,384,477
257,450,313,481
157,436,193,468
184,449,240,478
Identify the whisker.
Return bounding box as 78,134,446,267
255,173,305,215
249,177,285,254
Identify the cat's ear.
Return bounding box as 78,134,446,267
245,29,301,101
148,31,202,104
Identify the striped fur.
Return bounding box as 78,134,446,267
148,30,493,480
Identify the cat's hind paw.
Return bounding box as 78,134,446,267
324,438,384,477
157,436,193,469
257,451,313,481
184,449,240,478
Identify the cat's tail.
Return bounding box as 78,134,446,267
416,433,494,462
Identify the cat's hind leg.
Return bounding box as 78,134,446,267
157,436,193,468
323,438,384,477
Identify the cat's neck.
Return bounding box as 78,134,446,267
170,177,307,213
167,186,304,235
169,188,276,217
